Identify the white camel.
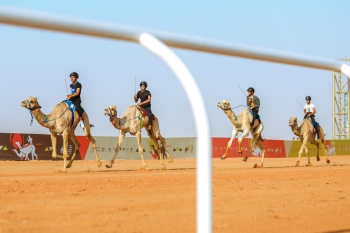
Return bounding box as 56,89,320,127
12,135,38,160
217,100,266,168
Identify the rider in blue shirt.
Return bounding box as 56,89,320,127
66,72,85,128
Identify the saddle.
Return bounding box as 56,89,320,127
136,105,155,120
249,109,261,129
62,100,77,127
308,118,319,128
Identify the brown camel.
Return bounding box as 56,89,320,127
288,117,330,167
21,96,102,172
104,105,173,170
217,100,265,168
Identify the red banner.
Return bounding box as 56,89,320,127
212,137,250,158
212,137,286,158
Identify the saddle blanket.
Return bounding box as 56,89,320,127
62,100,76,111
249,109,261,121
62,100,76,127
308,118,320,128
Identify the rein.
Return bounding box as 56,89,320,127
222,104,248,121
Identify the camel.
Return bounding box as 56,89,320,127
21,96,102,172
288,117,330,167
217,100,266,168
103,105,173,170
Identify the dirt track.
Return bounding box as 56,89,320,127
1,156,350,233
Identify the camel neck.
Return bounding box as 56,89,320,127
110,116,129,130
225,109,241,127
30,108,51,128
291,125,300,136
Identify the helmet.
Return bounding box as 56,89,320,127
305,96,311,100
140,81,147,87
70,72,79,79
247,87,255,93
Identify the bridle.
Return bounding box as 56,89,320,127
26,100,42,126
106,107,117,118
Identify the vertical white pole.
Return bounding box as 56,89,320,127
139,33,212,233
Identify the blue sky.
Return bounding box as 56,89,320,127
0,0,349,139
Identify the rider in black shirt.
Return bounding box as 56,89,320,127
66,72,85,128
134,81,153,135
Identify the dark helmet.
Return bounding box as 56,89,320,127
247,87,255,93
305,96,311,100
140,81,147,87
70,72,79,79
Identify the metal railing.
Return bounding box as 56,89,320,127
1,5,350,233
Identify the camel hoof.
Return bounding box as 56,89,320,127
66,162,72,168
306,163,313,167
326,159,330,164
253,163,263,168
63,168,67,173
316,156,320,161
295,161,300,167
96,160,102,168
168,157,173,163
139,166,148,171
220,156,227,160
105,163,113,168
160,165,167,170
242,157,248,162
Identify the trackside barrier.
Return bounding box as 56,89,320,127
1,133,347,161
2,6,350,233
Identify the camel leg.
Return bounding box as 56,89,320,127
83,113,102,168
251,135,265,168
32,147,38,160
66,130,80,169
296,137,308,167
221,128,238,160
320,140,330,164
61,131,69,172
150,134,166,170
258,140,266,168
106,130,125,168
240,129,250,162
246,134,258,157
49,129,64,160
136,130,149,170
158,135,173,163
309,139,320,162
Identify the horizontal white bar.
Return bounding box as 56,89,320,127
1,6,350,77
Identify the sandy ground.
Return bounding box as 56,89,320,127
0,156,350,233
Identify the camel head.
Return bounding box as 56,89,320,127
217,100,231,111
21,96,41,110
289,117,298,127
104,105,117,118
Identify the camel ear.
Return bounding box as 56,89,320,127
35,97,37,101
113,105,116,108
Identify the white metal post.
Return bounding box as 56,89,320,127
139,33,212,233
